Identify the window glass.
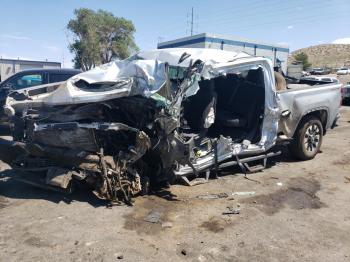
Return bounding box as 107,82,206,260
10,74,43,90
50,74,73,83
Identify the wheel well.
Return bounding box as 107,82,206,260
300,110,328,134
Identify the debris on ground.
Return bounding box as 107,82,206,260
223,205,241,215
181,249,187,256
345,176,350,183
182,177,209,186
232,191,255,196
276,182,283,186
114,253,124,260
223,209,240,215
161,222,173,228
144,210,162,223
196,192,228,200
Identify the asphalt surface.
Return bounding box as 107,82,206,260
1,106,350,262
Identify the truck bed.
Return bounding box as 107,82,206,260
277,82,341,138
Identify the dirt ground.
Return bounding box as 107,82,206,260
1,106,350,262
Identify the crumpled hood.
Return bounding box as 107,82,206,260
72,59,167,94
6,48,251,107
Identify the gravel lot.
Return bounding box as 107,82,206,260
1,106,350,262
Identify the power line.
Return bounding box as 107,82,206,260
198,0,348,28
157,0,348,36
195,0,280,22
202,9,349,33
157,1,305,37
156,1,349,44
197,0,348,23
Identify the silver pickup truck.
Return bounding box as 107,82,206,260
0,48,341,204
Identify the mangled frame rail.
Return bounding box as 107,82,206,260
1,121,151,205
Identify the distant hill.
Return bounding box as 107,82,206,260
291,44,350,68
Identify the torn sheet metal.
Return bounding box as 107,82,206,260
13,59,167,107
2,47,281,204
6,48,249,109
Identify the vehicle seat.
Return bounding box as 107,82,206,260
215,68,265,131
183,79,217,133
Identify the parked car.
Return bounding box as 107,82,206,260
341,82,350,104
0,48,341,204
310,68,331,75
300,76,339,84
337,67,350,75
318,77,339,83
0,68,81,122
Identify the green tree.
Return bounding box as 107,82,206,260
67,8,138,71
293,52,311,70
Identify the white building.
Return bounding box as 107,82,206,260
0,58,61,82
158,33,289,73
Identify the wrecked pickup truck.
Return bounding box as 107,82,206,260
0,48,341,204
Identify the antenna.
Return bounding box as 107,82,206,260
191,7,194,36
187,7,196,36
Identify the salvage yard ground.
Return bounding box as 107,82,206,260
1,106,350,262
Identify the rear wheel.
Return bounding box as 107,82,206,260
288,116,323,160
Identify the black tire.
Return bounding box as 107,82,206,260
288,116,323,160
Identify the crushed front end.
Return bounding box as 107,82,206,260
1,51,205,204
1,48,278,204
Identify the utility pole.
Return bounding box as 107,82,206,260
190,7,194,36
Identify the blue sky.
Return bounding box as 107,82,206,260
1,0,349,68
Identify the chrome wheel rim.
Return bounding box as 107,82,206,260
304,124,321,152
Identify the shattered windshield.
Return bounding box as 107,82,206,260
150,65,189,109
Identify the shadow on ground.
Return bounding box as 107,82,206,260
0,145,299,206
0,170,109,207
0,169,179,207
